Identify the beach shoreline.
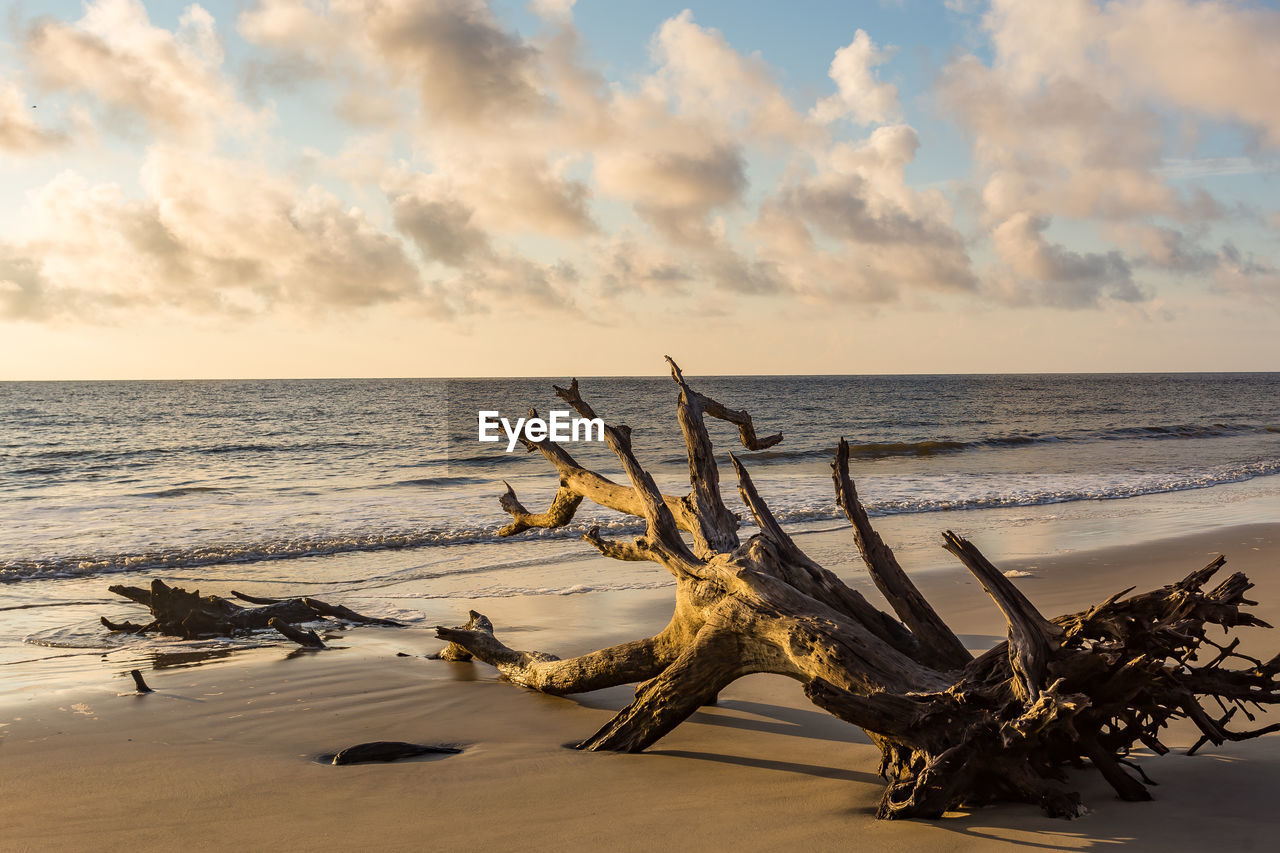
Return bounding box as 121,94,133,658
5,520,1280,851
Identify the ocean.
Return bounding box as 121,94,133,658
3,373,1280,679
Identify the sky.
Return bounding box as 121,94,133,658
1,0,1278,379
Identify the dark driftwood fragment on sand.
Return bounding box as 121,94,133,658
101,579,399,648
129,668,153,693
326,741,463,765
435,357,1280,820
268,617,326,649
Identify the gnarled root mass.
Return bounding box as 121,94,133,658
102,579,400,648
435,358,1280,820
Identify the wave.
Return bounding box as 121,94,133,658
6,457,1280,583
742,422,1277,463
386,476,486,488
7,423,1270,483
768,458,1280,522
446,451,532,467
0,516,651,582
3,439,383,467
394,579,675,600
150,486,227,498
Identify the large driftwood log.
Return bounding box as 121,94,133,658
436,358,1280,819
101,579,400,648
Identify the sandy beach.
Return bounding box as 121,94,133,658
5,0,1280,848
6,521,1280,852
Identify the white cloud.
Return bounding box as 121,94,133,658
649,11,811,144
938,0,1280,308
939,55,1177,223
755,125,976,300
812,30,899,125
0,149,439,321
24,0,254,141
1103,0,1280,145
1211,243,1280,304
0,83,70,154
7,0,1276,332
991,212,1144,308
390,176,493,268
241,0,544,129
528,0,577,23
234,3,975,304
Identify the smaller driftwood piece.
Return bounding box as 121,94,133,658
323,741,463,765
101,579,400,648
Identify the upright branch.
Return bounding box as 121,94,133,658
495,362,781,559
835,439,972,671
942,530,1062,699
436,360,1280,820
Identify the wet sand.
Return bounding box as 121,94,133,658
4,522,1280,851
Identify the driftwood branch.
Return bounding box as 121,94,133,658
496,364,778,559
101,579,400,648
129,669,153,693
436,360,1280,819
835,439,972,671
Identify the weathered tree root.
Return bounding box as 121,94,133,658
435,358,1280,820
101,579,400,648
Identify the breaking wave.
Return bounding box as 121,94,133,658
6,457,1279,583
739,422,1278,463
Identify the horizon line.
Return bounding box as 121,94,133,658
3,368,1279,383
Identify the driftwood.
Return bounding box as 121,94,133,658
324,741,463,765
129,668,153,693
435,358,1280,819
101,579,399,648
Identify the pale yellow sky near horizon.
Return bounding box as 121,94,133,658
3,288,1273,380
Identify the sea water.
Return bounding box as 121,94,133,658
3,373,1279,678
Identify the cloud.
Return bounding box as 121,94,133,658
0,249,55,319
648,11,810,143
944,0,1280,214
939,55,1177,223
991,212,1145,308
594,237,693,296
812,30,899,125
584,12,810,243
755,125,976,299
451,252,580,314
1158,157,1268,180
390,178,493,268
23,0,252,141
937,0,1280,310
0,83,71,154
1209,243,1280,305
449,157,596,237
1109,223,1219,273
11,0,1275,333
0,149,439,321
1102,0,1280,145
241,0,544,129
385,171,588,312
595,137,747,243
528,0,577,23
364,1,545,128
238,3,970,302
